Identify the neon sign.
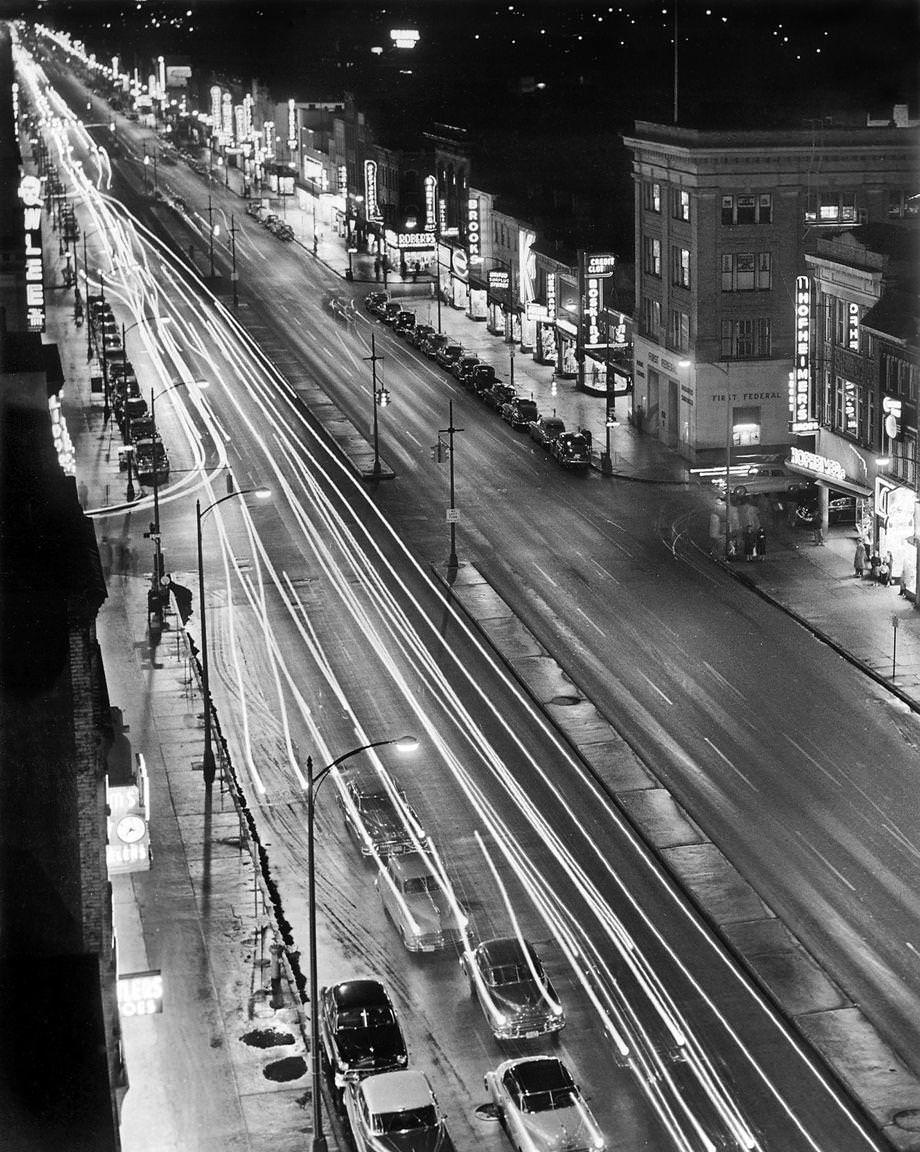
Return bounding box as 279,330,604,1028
364,160,381,221
790,275,816,431
20,176,45,333
848,301,860,351
424,175,437,231
467,196,480,261
789,446,846,483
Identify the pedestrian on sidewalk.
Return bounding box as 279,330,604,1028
99,535,112,580
868,548,881,585
853,539,866,577
412,261,420,283
756,527,766,560
743,525,756,561
374,257,381,282
77,479,89,510
878,557,891,587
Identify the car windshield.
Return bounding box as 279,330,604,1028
522,1087,577,1113
403,873,436,894
337,1005,395,1030
375,1105,437,1134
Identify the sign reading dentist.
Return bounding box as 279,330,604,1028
20,176,45,333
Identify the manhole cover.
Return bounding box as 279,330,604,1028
264,1055,307,1082
894,1109,920,1132
241,1027,296,1049
549,694,582,706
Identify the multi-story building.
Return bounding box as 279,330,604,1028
794,225,919,592
623,119,918,463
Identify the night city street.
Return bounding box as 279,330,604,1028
0,4,919,1152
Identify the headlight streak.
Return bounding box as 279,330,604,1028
29,52,871,1143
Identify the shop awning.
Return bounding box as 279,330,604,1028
785,461,872,498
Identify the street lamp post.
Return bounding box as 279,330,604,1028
207,186,216,277
364,332,385,478
196,487,271,785
304,736,418,1152
440,401,463,570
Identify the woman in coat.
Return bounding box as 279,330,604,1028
854,539,867,578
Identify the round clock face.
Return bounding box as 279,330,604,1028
117,815,147,844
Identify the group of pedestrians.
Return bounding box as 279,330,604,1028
853,539,894,587
726,525,767,562
97,533,136,582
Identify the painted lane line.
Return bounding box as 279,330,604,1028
574,605,607,638
589,558,621,586
784,735,842,787
703,737,759,791
795,831,857,892
703,661,747,701
533,563,559,588
638,670,673,705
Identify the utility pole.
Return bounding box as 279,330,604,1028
439,400,463,570
230,215,239,308
575,248,586,392
434,172,442,334
363,332,386,478
84,231,93,361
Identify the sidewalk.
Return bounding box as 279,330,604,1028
42,203,326,1151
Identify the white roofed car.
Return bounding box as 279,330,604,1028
485,1056,606,1152
376,850,466,953
343,1068,454,1152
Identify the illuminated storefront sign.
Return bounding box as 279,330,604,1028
221,93,233,140
243,94,253,139
424,176,437,231
395,232,434,248
209,85,221,130
790,275,817,432
789,446,846,483
586,253,616,278
438,196,447,234
233,104,244,144
288,97,297,151
848,302,860,351
546,272,556,319
338,163,347,196
20,175,45,333
364,160,381,221
527,302,549,321
883,395,902,441
584,276,601,346
11,81,18,141
118,971,163,1016
467,196,480,261
844,378,857,435
106,754,150,875
264,121,275,158
488,269,510,292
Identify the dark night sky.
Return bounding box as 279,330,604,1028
7,0,918,131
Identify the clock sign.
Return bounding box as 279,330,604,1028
117,814,147,844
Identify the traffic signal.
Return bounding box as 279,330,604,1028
376,388,391,407
170,580,194,623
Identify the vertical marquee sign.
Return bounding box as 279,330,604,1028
364,160,381,221
583,253,616,349
20,176,45,333
467,196,480,261
790,275,817,432
424,175,437,232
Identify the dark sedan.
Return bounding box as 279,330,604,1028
461,937,564,1041
336,775,424,858
435,343,464,371
453,354,481,382
319,979,408,1095
410,323,436,349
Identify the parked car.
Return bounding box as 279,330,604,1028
484,1056,606,1152
380,301,403,325
435,343,463,371
393,311,416,338
501,397,539,430
551,431,590,469
336,775,424,858
713,465,804,499
364,291,388,314
134,439,169,486
421,332,450,359
343,1070,453,1152
461,937,564,1041
482,383,516,412
470,363,498,394
410,323,436,349
529,415,566,447
452,354,480,382
376,850,466,952
319,979,408,1094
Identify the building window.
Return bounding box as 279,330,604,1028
642,296,661,337
805,191,858,224
643,235,661,277
668,309,690,352
721,252,772,291
672,188,690,222
832,297,847,347
721,193,772,225
644,181,661,213
720,317,772,359
732,405,761,447
671,246,690,288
